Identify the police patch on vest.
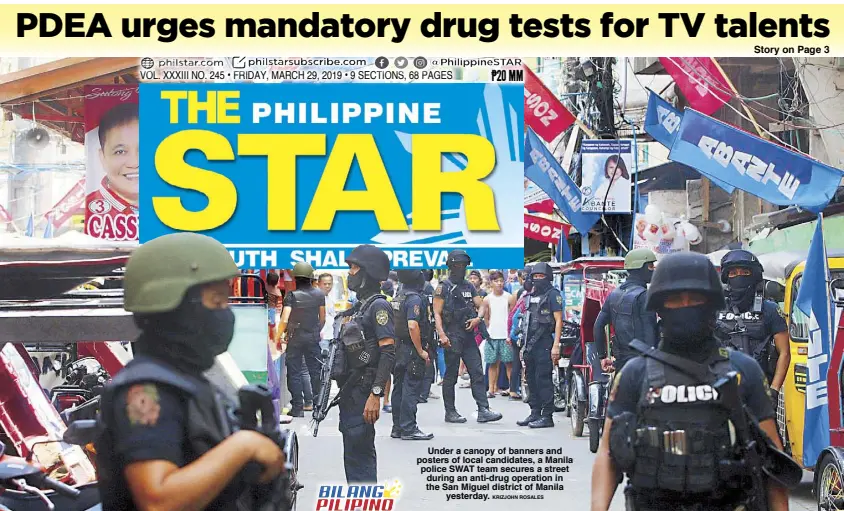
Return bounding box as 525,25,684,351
462,292,472,298
359,351,371,364
719,311,762,321
376,309,389,326
126,384,161,426
651,384,719,404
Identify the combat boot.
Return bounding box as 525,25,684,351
528,416,554,429
477,408,503,423
390,427,402,439
289,408,305,418
445,410,467,423
517,413,541,426
402,428,434,441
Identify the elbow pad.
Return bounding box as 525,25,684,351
374,343,396,389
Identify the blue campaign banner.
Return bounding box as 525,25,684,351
139,83,524,269
645,94,733,194
669,109,844,213
795,218,832,466
525,128,599,236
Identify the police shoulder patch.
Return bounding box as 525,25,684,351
609,371,622,402
376,309,389,326
556,295,562,304
776,305,786,319
126,383,161,426
435,285,443,296
414,304,420,316
718,347,729,359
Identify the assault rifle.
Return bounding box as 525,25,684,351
713,372,802,511
237,384,302,511
311,306,359,437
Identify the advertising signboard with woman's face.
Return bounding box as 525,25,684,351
579,139,633,214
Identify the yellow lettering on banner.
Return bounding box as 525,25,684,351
239,134,326,231
303,134,407,231
411,134,498,231
153,130,237,230
160,91,187,123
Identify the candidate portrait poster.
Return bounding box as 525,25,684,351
84,85,139,241
579,139,633,214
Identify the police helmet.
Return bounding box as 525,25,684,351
645,252,725,311
446,249,471,267
292,261,315,279
124,233,238,314
530,262,553,279
624,248,657,270
719,249,763,284
345,244,391,282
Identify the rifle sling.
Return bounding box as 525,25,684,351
629,339,717,382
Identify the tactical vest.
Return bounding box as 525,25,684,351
440,278,475,332
716,299,768,367
332,294,386,379
607,282,647,365
288,288,323,341
628,352,741,496
526,289,555,350
392,289,430,346
95,356,243,511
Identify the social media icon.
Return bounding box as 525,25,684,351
395,57,408,69
375,57,390,69
413,57,428,69
140,57,154,70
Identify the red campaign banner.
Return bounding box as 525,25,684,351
524,214,571,244
45,179,86,228
658,57,731,116
526,199,555,215
523,65,575,144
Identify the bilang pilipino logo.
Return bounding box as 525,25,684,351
316,479,402,510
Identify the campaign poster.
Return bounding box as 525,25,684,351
83,85,139,241
579,139,633,214
140,83,524,269
632,213,689,258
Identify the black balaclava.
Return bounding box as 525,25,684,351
532,270,552,293
294,277,313,290
349,268,380,300
627,266,654,286
381,280,395,296
727,273,760,311
133,286,235,375
400,272,425,291
422,270,434,282
658,302,719,363
448,263,468,284
523,275,534,293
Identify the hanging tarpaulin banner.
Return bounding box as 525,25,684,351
45,179,86,229
644,94,733,193
579,139,633,213
659,57,730,116
83,85,139,241
524,178,554,214
523,65,575,144
524,213,569,244
524,128,599,236
669,109,844,213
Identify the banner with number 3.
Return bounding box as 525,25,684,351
523,65,576,144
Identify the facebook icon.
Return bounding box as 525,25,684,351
375,56,390,69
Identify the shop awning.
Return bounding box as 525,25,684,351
0,58,139,144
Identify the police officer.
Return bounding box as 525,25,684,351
517,262,563,429
591,252,789,511
434,250,503,423
96,233,287,510
337,244,396,482
418,269,439,404
390,270,435,440
279,262,326,417
715,250,790,405
594,248,659,374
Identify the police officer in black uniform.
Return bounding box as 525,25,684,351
434,250,503,423
591,252,789,511
96,233,287,510
594,248,659,374
418,269,439,404
280,262,326,417
390,270,435,440
517,262,563,429
337,244,396,482
715,250,790,405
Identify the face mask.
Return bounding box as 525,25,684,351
449,265,467,283
728,275,757,309
658,306,714,350
348,271,366,293
135,292,236,374
533,278,551,293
